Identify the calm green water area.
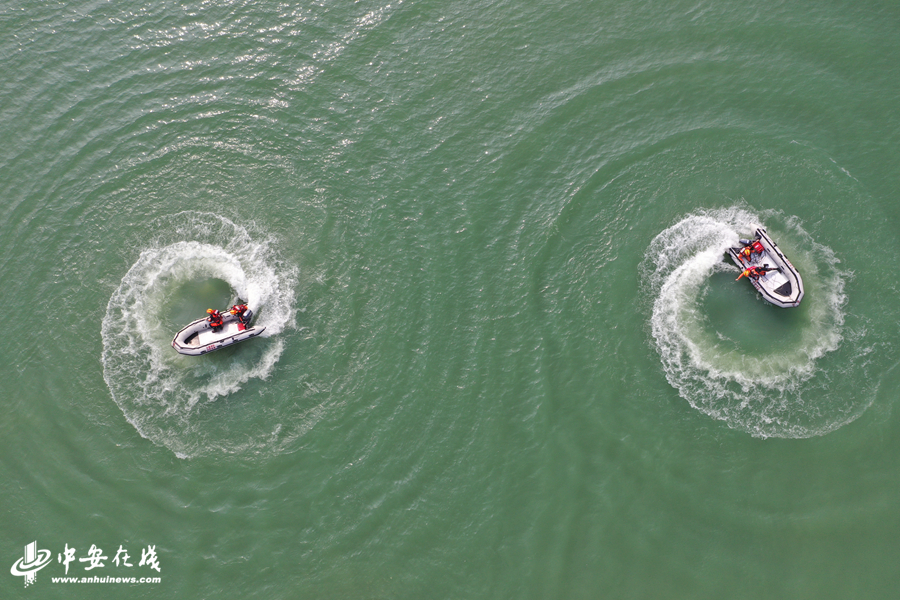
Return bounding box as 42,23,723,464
3,0,900,597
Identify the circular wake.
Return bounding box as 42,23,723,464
641,206,863,438
102,212,297,458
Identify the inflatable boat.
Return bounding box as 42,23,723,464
172,308,265,356
727,228,804,308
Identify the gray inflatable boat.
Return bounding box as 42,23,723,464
727,228,804,308
171,308,265,356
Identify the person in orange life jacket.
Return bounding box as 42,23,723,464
736,264,776,281
738,239,765,264
206,308,224,332
229,304,249,325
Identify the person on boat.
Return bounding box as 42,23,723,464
206,308,224,332
738,238,766,264
229,304,250,325
736,265,776,281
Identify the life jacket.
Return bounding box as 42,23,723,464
748,266,769,279
230,305,249,326
207,310,223,327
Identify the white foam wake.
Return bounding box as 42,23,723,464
101,212,297,457
641,207,854,438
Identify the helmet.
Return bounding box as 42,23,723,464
207,309,214,314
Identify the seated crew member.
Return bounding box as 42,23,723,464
738,238,766,264
206,308,224,332
229,304,250,325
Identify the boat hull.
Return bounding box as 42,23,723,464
727,228,804,308
171,310,265,356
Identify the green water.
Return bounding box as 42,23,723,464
3,0,900,597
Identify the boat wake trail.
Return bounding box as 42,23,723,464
641,207,866,438
101,212,297,458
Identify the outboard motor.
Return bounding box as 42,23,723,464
241,308,253,325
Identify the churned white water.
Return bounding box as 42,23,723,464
641,206,866,438
101,212,297,457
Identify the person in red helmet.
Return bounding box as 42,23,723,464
206,308,224,332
